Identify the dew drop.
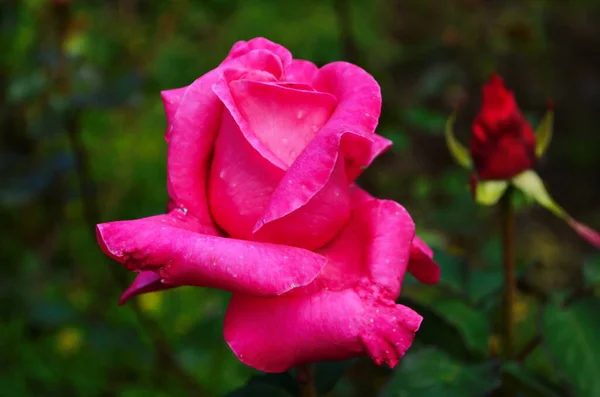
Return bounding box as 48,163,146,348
297,110,305,119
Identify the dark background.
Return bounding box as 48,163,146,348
2,1,599,396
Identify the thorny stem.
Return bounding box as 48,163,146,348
296,364,318,397
500,187,516,396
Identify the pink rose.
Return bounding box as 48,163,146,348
96,38,440,372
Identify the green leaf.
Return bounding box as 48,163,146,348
380,348,499,397
503,362,561,397
583,254,600,287
314,360,356,394
435,250,467,294
542,299,600,396
402,289,490,357
511,171,566,218
226,373,297,397
535,109,553,158
432,299,491,356
474,180,508,206
467,267,503,304
444,112,472,169
403,107,447,134
225,383,294,397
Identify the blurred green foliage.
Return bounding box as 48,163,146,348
2,0,600,396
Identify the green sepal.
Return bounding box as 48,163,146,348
445,112,472,169
535,108,553,158
511,170,565,218
474,180,509,206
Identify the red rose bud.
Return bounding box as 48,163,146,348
470,74,537,180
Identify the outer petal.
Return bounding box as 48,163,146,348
283,60,319,85
165,68,222,224
224,289,422,372
313,198,415,298
96,212,327,297
407,237,441,285
160,86,187,136
119,271,173,305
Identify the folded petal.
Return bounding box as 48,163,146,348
228,79,337,167
252,132,352,250
283,60,319,85
224,37,293,68
224,289,422,372
407,237,440,285
119,271,174,306
96,212,327,297
314,198,415,298
312,62,387,179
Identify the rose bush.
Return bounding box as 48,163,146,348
96,37,440,372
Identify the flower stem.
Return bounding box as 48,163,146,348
500,186,516,396
296,364,318,397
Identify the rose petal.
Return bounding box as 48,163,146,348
283,60,319,85
119,271,174,306
313,198,415,298
165,68,222,223
253,130,389,251
224,288,422,372
407,237,440,285
208,110,285,239
252,150,351,250
168,49,286,229
349,184,376,205
96,212,327,297
160,86,187,140
312,61,385,178
224,37,293,68
229,79,337,167
212,62,287,170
